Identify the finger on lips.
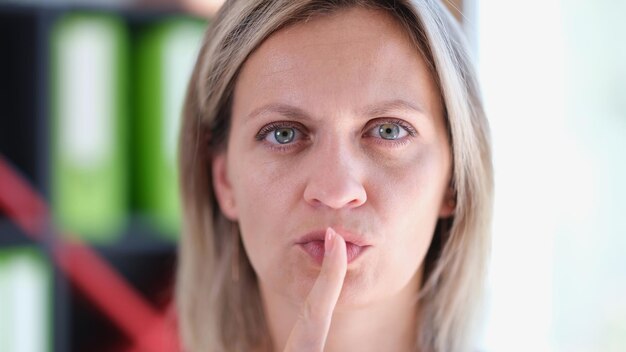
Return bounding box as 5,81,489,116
283,227,348,352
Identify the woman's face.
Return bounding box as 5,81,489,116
212,7,454,308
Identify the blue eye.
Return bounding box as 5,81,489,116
378,123,403,140
274,127,296,144
255,122,305,146
368,122,410,140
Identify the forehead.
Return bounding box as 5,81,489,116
232,7,442,122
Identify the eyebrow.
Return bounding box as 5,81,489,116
246,103,311,121
361,99,426,119
245,99,427,122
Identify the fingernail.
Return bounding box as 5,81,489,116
324,228,335,256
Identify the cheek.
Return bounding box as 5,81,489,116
230,154,308,288
370,145,449,226
233,156,304,221
367,147,448,283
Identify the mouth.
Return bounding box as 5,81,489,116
295,229,372,265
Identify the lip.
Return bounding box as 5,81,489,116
295,229,372,247
295,229,372,265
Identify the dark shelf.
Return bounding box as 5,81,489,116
0,1,203,21
70,247,176,352
93,216,178,255
0,218,36,247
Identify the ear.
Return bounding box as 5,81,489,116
212,153,239,220
439,185,456,218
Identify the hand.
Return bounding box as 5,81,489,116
283,227,348,352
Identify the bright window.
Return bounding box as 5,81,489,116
477,0,626,351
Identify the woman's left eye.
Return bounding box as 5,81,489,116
365,121,412,140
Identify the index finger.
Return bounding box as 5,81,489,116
283,227,347,351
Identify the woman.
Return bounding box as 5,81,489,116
176,0,493,351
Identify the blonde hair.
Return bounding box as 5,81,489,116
176,1,493,351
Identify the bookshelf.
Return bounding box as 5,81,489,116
0,3,206,351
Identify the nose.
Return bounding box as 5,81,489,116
303,142,367,210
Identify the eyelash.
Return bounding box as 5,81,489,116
363,118,417,147
366,118,417,135
255,121,308,152
254,118,417,152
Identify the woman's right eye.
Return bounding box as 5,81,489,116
272,127,296,144
255,122,306,147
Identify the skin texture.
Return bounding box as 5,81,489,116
212,7,454,352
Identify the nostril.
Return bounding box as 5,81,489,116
303,181,367,210
347,197,366,207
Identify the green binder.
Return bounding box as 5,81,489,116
50,14,129,243
0,247,52,352
135,17,207,239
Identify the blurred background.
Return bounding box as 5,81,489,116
0,0,624,351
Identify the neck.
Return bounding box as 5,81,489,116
260,266,423,352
